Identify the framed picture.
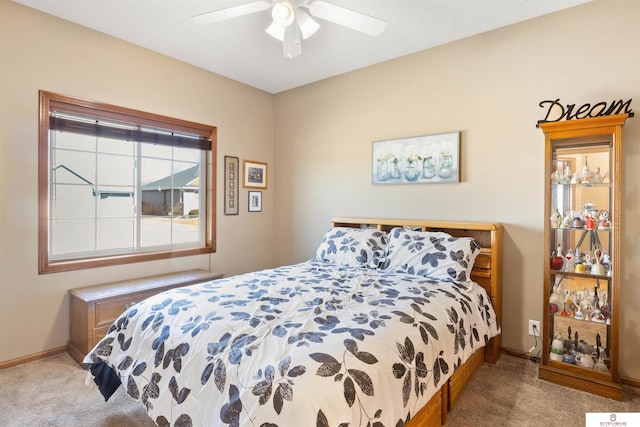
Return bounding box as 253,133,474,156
248,191,262,212
243,160,268,189
372,131,460,184
224,156,239,215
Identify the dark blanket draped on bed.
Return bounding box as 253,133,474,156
89,361,121,401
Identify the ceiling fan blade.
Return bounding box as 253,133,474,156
307,1,385,36
192,1,272,25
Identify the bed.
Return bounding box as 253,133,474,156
83,217,503,426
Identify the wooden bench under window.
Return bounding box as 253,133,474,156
68,269,223,365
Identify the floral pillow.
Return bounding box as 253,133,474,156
313,227,387,269
381,227,481,284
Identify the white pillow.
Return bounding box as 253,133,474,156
313,227,387,269
381,227,480,282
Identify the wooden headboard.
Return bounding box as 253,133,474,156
331,217,503,363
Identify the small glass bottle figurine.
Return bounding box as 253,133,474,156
593,333,609,372
580,287,593,320
601,291,611,325
550,209,563,228
549,283,562,314
561,166,572,184
564,251,574,272
591,286,605,323
551,243,564,270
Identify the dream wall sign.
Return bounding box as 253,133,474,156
537,98,633,126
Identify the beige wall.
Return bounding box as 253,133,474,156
2,0,639,382
0,1,274,362
273,0,640,380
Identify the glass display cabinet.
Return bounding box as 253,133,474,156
538,114,630,401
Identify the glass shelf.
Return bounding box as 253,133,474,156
550,269,611,279
551,227,611,232
551,183,611,188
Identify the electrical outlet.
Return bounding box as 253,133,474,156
528,320,540,337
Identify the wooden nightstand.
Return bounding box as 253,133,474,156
68,269,223,365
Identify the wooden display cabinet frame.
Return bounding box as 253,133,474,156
538,114,630,401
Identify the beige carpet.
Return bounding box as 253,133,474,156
0,352,637,426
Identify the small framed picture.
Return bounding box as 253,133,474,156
248,191,262,212
243,160,268,189
224,156,239,215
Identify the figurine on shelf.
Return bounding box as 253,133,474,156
564,251,574,272
601,291,611,325
560,295,569,316
551,171,560,184
550,333,564,361
550,209,563,228
583,253,592,273
575,349,595,369
576,338,597,369
568,290,578,317
591,286,605,323
551,243,564,270
602,252,611,276
571,172,580,184
591,248,605,276
593,333,608,372
549,288,560,314
579,288,593,320
584,214,595,230
583,203,598,220
562,327,576,364
580,156,595,183
574,301,584,320
549,278,564,314
594,167,604,184
573,248,585,273
562,211,573,228
564,327,573,351
598,210,611,229
571,215,584,229
577,339,594,356
561,166,572,184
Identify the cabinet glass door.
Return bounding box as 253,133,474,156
548,139,612,376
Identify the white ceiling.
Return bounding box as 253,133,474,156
13,0,591,94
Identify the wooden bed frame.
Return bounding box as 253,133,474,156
331,218,503,426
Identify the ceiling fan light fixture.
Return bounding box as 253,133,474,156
266,21,286,41
272,1,295,27
297,11,319,40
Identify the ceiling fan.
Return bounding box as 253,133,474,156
192,0,386,59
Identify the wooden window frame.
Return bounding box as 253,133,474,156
38,90,217,274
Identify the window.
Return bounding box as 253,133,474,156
38,91,216,273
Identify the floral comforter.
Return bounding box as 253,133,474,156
84,261,500,427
